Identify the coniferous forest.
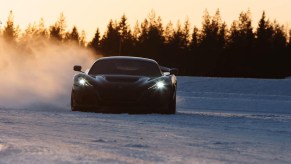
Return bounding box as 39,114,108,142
1,10,291,78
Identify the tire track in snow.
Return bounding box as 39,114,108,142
177,110,291,122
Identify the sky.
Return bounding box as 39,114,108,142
1,0,291,41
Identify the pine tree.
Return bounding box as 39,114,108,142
256,11,273,49
66,26,80,44
170,21,183,48
132,21,141,43
37,18,47,38
79,30,86,47
164,21,174,43
238,10,254,49
118,15,130,39
182,18,191,49
21,18,48,47
24,23,37,38
200,9,225,50
272,21,287,49
138,10,165,60
117,14,133,56
200,9,212,48
190,26,200,50
229,10,254,50
50,13,67,41
3,11,19,42
88,28,101,53
100,20,120,56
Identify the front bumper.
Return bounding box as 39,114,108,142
71,85,172,113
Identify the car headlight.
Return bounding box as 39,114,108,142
148,81,166,90
78,78,86,85
75,77,92,87
156,81,165,89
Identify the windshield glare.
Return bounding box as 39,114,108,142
89,59,162,77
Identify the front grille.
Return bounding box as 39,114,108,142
98,86,141,102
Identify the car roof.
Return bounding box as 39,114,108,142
96,56,158,64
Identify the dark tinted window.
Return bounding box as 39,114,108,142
89,59,162,77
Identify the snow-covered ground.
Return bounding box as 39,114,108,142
0,76,291,164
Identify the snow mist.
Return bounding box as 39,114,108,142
0,38,97,110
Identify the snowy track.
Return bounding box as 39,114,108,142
1,77,291,163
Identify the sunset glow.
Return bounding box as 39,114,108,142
1,0,291,40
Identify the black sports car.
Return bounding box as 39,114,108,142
71,56,177,114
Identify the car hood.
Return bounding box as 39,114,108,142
87,74,169,89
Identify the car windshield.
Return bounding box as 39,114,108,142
88,59,162,77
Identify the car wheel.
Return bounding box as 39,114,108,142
71,90,80,111
165,89,176,114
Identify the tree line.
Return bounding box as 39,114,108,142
1,10,291,78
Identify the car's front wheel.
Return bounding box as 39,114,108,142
71,90,82,111
165,90,176,114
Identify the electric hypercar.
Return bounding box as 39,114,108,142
71,56,177,114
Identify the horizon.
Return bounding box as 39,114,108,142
1,0,291,41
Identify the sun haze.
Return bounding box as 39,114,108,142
1,0,291,40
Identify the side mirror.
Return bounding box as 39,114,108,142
73,65,82,72
160,66,170,73
170,68,178,75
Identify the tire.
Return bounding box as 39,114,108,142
71,90,80,111
165,90,176,114
71,90,96,112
